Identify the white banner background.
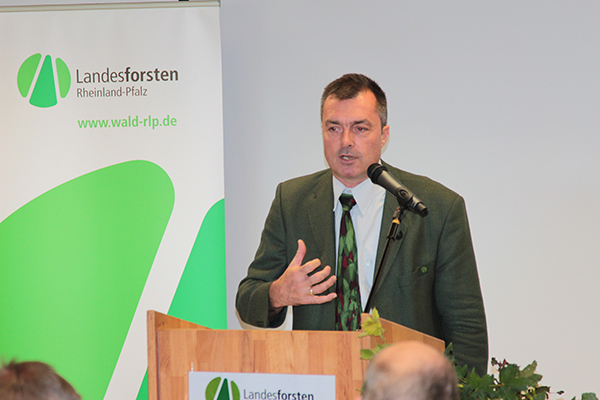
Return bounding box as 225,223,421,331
0,3,223,400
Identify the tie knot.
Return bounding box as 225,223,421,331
339,193,356,211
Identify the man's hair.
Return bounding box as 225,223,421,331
362,345,459,400
320,73,388,127
0,360,81,400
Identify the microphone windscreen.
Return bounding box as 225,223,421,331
367,163,386,183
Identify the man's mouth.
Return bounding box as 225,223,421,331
340,154,357,161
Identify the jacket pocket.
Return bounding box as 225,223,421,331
396,262,434,287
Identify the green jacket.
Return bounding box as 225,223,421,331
236,162,488,374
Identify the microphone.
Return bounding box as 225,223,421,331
367,164,428,217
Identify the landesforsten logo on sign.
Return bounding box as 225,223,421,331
206,377,240,400
17,53,71,108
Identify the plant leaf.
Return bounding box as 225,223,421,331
582,393,599,400
521,361,538,378
360,348,375,360
360,308,385,338
498,363,519,384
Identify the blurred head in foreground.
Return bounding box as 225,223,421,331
0,360,81,400
361,341,459,400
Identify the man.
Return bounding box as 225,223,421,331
0,360,81,400
236,73,488,374
361,341,459,400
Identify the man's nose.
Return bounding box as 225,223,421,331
341,129,354,147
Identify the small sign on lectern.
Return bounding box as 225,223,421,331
189,371,336,400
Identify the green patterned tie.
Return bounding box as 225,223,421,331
335,193,362,331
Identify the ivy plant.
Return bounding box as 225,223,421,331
360,310,597,400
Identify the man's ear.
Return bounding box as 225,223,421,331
381,125,390,148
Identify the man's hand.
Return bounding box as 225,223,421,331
268,239,337,316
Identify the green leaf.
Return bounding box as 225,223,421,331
455,364,469,380
461,372,496,400
371,308,380,320
505,377,530,393
360,348,375,360
464,371,495,390
498,364,519,384
360,308,385,338
521,361,538,378
582,394,599,400
497,386,519,400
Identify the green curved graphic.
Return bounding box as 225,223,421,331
0,160,174,400
55,57,71,98
206,377,222,400
17,53,71,107
17,53,41,97
136,199,227,400
136,198,226,400
167,198,226,327
230,380,240,400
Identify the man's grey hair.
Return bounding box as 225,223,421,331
362,342,459,400
320,73,388,127
0,360,81,400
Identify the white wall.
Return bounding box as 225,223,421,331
221,0,600,397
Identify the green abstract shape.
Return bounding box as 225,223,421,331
29,55,57,108
55,57,71,98
0,160,174,400
17,53,41,98
217,378,230,400
206,377,222,400
136,372,149,400
136,198,226,400
231,381,240,400
168,198,226,328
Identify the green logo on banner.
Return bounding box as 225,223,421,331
206,378,240,400
17,53,71,108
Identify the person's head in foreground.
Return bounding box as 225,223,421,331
361,341,459,400
0,360,81,400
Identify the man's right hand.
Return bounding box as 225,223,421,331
268,239,337,317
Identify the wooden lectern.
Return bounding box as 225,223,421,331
147,310,444,400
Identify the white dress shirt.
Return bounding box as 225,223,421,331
332,176,386,310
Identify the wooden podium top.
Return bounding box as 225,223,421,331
147,311,444,400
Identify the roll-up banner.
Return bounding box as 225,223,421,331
0,2,225,400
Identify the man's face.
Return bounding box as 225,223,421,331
322,90,389,188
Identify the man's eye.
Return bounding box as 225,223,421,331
329,126,341,133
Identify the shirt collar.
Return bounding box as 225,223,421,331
332,175,385,215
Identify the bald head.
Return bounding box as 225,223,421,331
362,341,458,400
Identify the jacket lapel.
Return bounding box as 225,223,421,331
306,171,336,277
302,172,337,328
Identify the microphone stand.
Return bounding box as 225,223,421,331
364,205,405,314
